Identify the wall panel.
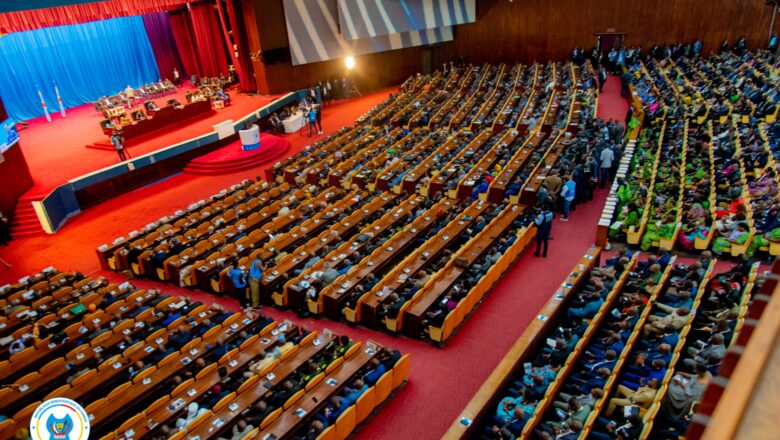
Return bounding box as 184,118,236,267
246,0,775,93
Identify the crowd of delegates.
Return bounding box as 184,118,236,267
290,347,401,439
0,262,409,439
480,248,742,440
607,38,780,256
534,117,625,233
96,79,177,111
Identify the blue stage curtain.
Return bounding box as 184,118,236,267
0,16,160,121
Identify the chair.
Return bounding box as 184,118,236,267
325,358,344,374
392,353,411,389
213,392,236,412
305,372,325,391
344,341,362,359
107,382,132,400
166,431,185,440
145,395,170,415
283,389,305,410
316,424,337,440
335,405,356,439
196,363,217,380
239,334,259,351
44,384,70,400
355,386,376,424
132,365,157,384
0,419,16,440
71,369,98,389
237,374,260,394
374,371,393,405
280,345,299,361
116,413,143,436
172,378,196,397
12,401,39,428
260,408,283,429
187,410,212,430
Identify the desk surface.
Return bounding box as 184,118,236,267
260,344,378,439
106,100,213,142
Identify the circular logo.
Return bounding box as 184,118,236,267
30,398,90,440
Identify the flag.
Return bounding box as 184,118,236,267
37,86,51,122
53,81,66,118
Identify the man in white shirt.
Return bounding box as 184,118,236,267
599,147,614,188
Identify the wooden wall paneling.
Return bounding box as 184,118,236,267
241,0,775,94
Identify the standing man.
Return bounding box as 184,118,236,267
561,175,576,222
599,144,614,188
110,131,128,161
534,202,554,258
229,265,248,309
314,102,323,135
306,107,317,137
248,258,263,309
598,66,608,93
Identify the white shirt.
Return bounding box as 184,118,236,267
600,148,614,169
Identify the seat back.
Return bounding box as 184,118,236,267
355,386,376,424
375,371,393,405
283,389,306,410
392,353,411,389
260,407,283,429
335,405,357,439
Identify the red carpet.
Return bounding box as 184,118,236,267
0,83,628,440
16,85,284,199
599,74,630,124
183,134,290,176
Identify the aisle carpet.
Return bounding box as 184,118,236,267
0,81,630,440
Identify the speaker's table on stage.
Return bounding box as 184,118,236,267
102,100,213,143
283,111,305,133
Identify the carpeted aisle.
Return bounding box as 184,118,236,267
0,82,628,440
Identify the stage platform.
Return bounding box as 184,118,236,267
182,134,290,176
16,84,283,199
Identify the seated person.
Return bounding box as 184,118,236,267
168,98,185,110
131,110,147,121
215,88,231,105
145,100,160,112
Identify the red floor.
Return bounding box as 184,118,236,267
0,81,635,440
16,85,284,199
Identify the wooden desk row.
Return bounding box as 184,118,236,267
281,194,424,312
514,253,644,438
427,66,479,128
578,259,678,438
442,246,602,439
0,287,160,383
97,179,258,270
428,129,496,198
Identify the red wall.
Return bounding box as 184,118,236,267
0,141,34,219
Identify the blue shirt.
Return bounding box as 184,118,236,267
229,268,246,288
562,180,576,201
249,260,262,280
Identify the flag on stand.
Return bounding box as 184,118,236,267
53,81,66,118
37,86,51,122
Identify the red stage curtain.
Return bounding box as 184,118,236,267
169,10,201,79
0,0,192,34
142,12,185,80
225,0,256,92
188,3,230,78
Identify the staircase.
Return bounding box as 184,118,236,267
10,197,45,239
182,139,290,176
